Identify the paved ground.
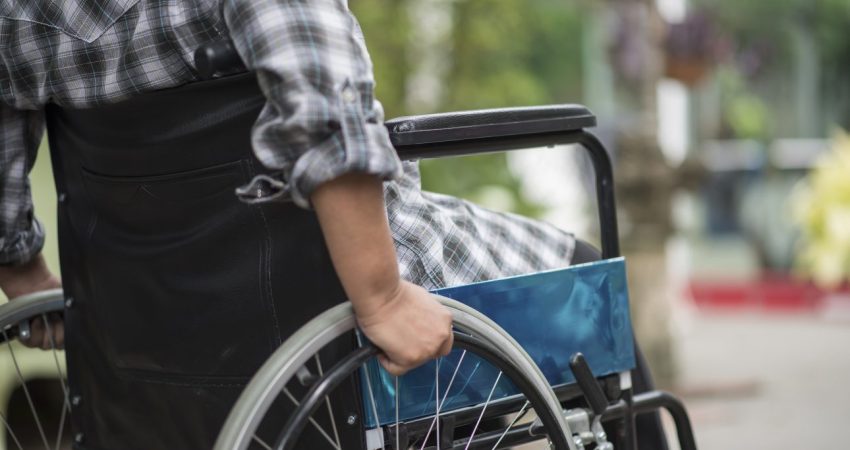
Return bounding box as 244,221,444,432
666,305,850,450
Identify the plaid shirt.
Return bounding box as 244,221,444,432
0,0,575,287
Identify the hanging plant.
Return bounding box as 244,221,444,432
664,10,724,86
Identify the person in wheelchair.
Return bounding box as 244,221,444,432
0,0,667,449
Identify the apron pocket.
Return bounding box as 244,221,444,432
80,160,276,382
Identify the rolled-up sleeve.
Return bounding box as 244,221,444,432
0,104,45,265
223,0,403,208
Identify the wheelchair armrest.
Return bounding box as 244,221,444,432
387,106,620,259
385,105,596,160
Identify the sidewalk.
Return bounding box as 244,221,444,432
668,307,850,449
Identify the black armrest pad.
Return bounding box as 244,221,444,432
385,105,595,147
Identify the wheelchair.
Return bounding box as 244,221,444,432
0,40,697,450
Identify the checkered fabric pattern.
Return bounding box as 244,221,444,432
0,0,575,286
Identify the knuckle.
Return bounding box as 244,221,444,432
413,350,428,363
399,354,417,367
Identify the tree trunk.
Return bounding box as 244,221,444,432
603,0,679,388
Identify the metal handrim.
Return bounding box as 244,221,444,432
215,295,575,450
0,289,69,450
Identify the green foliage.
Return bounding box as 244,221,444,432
354,0,585,215
350,0,411,118
726,94,769,140
694,0,844,62
813,0,850,127
694,0,850,129
418,154,546,218
716,68,770,139
445,0,584,110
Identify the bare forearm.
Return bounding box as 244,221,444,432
0,254,61,300
311,173,400,317
311,173,453,375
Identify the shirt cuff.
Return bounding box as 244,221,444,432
0,217,45,266
246,80,404,209
290,79,402,208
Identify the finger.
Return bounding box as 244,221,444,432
378,354,410,377
437,330,453,358
41,316,59,350
44,313,65,349
19,334,36,348
40,316,53,350
53,318,65,350
23,317,44,349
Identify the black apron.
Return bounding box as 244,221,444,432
46,73,365,450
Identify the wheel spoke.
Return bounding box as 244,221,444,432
41,313,71,450
314,355,341,449
464,372,503,450
283,389,341,450
252,434,274,450
490,400,530,450
42,314,70,406
435,359,440,450
356,331,385,448
215,298,574,450
0,408,25,450
2,328,51,450
362,362,383,439
453,360,481,400
53,400,68,450
394,376,400,450
419,351,467,450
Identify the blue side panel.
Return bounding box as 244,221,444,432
360,257,635,428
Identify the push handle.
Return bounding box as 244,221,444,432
194,40,246,79
569,353,609,416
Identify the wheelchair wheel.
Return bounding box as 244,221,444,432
216,296,575,450
0,289,70,450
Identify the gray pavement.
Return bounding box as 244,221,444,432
668,309,850,450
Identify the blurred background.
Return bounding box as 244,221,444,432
353,0,850,448
4,0,850,449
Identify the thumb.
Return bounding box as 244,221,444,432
437,331,454,358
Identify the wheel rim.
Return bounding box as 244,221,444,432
0,289,70,450
216,295,575,450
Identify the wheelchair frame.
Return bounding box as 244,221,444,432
196,40,697,450
0,40,698,450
